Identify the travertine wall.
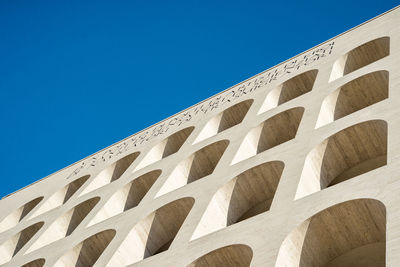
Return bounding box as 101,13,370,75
1,6,400,267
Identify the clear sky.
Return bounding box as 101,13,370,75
0,1,398,198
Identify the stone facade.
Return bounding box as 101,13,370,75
0,6,399,267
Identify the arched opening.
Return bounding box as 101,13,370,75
107,197,194,265
22,258,45,267
28,197,100,252
0,222,44,264
157,140,229,196
54,229,116,267
136,127,194,170
232,107,304,164
329,37,389,81
194,100,253,143
0,197,43,233
188,244,253,267
89,170,161,226
275,199,386,267
260,70,318,113
192,161,284,240
31,175,90,218
296,120,387,199
80,152,140,195
316,71,388,128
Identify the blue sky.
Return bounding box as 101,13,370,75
0,1,398,198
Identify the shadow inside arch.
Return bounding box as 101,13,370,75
187,244,253,267
275,198,386,267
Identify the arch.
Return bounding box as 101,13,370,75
136,127,194,170
329,37,389,81
316,71,388,127
194,99,253,143
31,175,90,218
107,197,194,265
275,199,386,267
233,107,304,164
188,244,253,267
0,197,43,233
28,197,100,252
192,161,284,240
260,70,318,113
80,152,140,195
89,170,161,226
54,229,116,267
0,222,44,264
296,120,387,199
157,140,229,196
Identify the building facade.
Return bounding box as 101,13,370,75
1,6,400,267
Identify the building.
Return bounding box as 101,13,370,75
0,6,399,267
